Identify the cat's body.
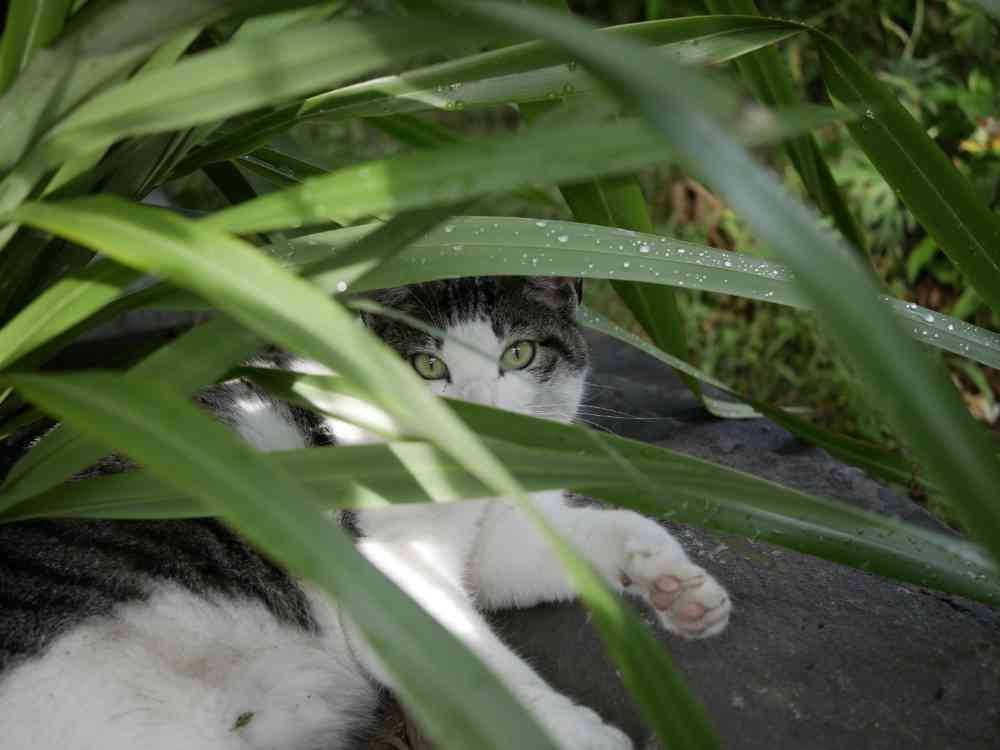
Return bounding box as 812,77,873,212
0,277,731,750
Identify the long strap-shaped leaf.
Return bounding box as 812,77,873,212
6,371,561,750
0,0,73,93
175,14,800,174
0,316,260,508
0,0,261,172
579,307,931,492
447,2,1000,564
704,0,866,255
13,373,995,606
30,14,501,170
272,218,1000,371
815,29,1000,314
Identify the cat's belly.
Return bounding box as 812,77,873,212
0,584,379,750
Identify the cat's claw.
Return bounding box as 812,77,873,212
623,542,731,639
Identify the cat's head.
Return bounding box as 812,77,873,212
362,277,588,423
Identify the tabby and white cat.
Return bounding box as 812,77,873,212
0,276,731,750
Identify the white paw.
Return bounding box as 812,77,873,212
535,696,633,750
622,539,731,639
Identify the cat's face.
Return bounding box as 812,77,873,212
363,277,588,423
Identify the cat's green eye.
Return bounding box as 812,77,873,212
500,340,537,370
411,352,449,380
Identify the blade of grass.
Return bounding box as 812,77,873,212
967,0,1000,21
559,174,697,394
367,113,560,209
0,0,265,172
198,98,846,239
173,15,804,174
281,218,1000,371
0,316,261,509
29,14,505,171
704,0,866,255
19,370,994,605
0,258,142,370
816,31,1000,314
110,216,1000,371
578,306,928,491
0,0,74,93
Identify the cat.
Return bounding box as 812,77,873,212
0,276,731,750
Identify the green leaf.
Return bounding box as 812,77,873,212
368,113,560,209
17,371,996,606
202,117,673,234
6,370,562,750
704,0,866,254
0,258,141,370
557,173,696,394
579,306,927,491
0,0,254,173
0,316,260,510
174,14,803,174
278,218,1000,371
93,216,1000,371
432,2,1000,564
31,14,502,170
967,0,1000,21
816,31,1000,313
237,146,330,188
0,0,74,93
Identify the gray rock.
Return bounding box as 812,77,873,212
488,332,1000,749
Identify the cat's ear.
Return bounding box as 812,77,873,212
524,276,583,311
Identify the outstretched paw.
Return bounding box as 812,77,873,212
622,542,731,639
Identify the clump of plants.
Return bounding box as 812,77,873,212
0,2,998,747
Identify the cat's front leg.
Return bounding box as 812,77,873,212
471,491,731,639
345,503,634,750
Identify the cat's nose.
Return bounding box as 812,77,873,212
458,380,495,406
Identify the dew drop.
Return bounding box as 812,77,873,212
535,220,548,228
335,281,347,293
557,235,569,243
623,261,630,268
639,243,651,253
444,225,455,233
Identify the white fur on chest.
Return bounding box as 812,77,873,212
0,585,377,750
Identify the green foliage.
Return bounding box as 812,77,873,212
1,0,999,744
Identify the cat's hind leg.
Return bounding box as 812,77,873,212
0,585,378,750
470,491,731,639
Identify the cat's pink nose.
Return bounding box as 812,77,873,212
458,380,495,406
